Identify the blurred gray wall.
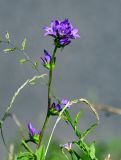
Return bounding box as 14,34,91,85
0,0,121,159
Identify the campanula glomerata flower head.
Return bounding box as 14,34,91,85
43,18,80,47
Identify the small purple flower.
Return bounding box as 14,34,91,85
27,122,40,136
61,99,69,105
51,102,62,112
61,98,70,108
40,50,51,69
43,18,80,47
60,142,72,151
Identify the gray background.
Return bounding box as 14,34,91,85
0,0,121,159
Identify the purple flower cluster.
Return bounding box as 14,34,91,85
51,99,69,112
44,18,80,47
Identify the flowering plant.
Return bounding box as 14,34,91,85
0,18,107,160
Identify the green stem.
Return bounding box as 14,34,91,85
22,140,33,153
48,46,57,108
37,113,49,148
37,46,58,148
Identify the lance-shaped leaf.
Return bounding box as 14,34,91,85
61,109,72,122
16,152,34,160
35,145,45,160
71,150,82,160
21,37,26,50
82,123,97,140
89,142,97,160
73,109,83,127
3,48,16,53
19,58,27,64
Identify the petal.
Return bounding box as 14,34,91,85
61,99,69,105
55,104,62,112
28,122,36,135
44,50,51,63
40,57,45,64
59,38,71,46
51,102,56,108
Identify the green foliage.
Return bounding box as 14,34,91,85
58,105,98,159
73,109,83,126
35,145,45,160
21,37,26,50
3,47,16,53
46,141,67,160
16,152,35,160
16,140,45,160
19,58,27,64
82,124,97,140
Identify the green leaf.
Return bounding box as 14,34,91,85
71,150,82,160
74,127,81,138
5,31,10,42
74,140,89,156
61,148,70,160
75,140,98,160
62,109,72,122
35,145,45,160
73,109,83,126
89,142,96,159
21,37,26,50
48,107,60,116
16,152,34,160
32,62,39,70
3,48,16,53
82,123,97,140
19,58,27,64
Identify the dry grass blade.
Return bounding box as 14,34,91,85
8,144,14,160
0,74,46,125
69,98,99,121
11,114,25,139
